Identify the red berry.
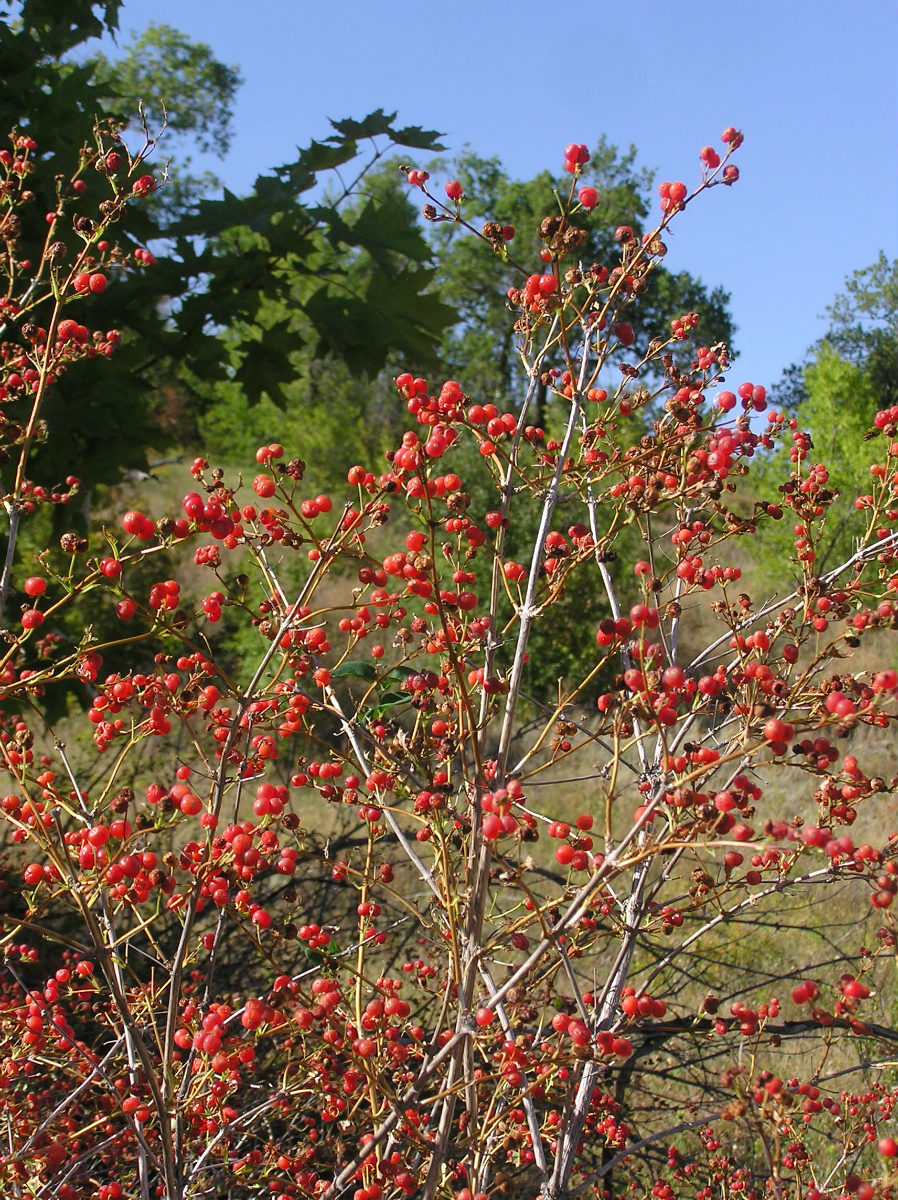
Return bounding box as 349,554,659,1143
23,576,46,597
614,322,635,347
762,717,794,744
182,493,204,520
115,598,137,621
57,319,81,341
578,186,598,210
444,179,463,201
563,143,589,170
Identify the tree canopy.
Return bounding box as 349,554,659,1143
760,255,897,575
0,3,452,490
823,252,898,410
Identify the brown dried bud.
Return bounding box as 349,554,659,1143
59,532,88,554
45,241,66,260
14,726,33,749
562,226,588,248
170,608,191,631
74,216,94,234
446,491,470,513
422,204,437,220
481,221,503,240
539,215,563,240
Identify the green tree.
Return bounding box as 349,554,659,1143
0,3,452,493
771,253,897,415
823,251,898,409
794,342,879,571
193,160,449,483
757,257,897,578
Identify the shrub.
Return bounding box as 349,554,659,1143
0,122,897,1200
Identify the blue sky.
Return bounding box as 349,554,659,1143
111,0,896,394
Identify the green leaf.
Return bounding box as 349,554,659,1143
284,136,360,179
390,123,447,152
328,111,445,152
17,0,121,53
233,341,292,407
331,661,378,682
345,195,433,267
328,110,399,140
305,266,454,375
313,196,432,276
